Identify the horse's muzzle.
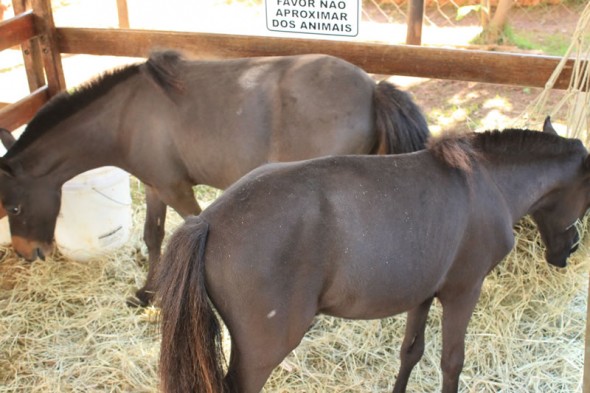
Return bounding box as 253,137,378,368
11,236,53,261
31,247,46,261
15,247,45,262
548,227,581,268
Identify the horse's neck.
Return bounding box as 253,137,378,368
12,76,146,184
484,156,578,224
12,112,121,185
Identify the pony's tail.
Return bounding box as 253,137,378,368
155,216,226,393
372,80,430,154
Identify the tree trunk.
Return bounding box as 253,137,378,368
479,0,514,44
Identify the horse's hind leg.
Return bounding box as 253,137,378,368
224,345,280,393
223,309,316,392
392,297,434,393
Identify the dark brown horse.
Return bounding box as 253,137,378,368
0,50,429,306
155,119,588,393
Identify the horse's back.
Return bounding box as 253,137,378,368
161,54,376,188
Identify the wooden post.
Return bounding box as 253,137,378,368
480,0,490,28
32,0,65,96
116,0,129,28
405,0,424,45
12,0,45,92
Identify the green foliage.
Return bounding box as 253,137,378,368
502,24,535,49
503,24,572,56
472,23,572,56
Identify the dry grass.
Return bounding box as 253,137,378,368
0,180,161,393
0,180,587,392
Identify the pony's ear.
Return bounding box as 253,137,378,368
0,128,16,151
0,157,15,177
542,116,558,135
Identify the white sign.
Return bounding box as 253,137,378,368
266,0,360,37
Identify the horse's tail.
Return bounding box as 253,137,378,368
372,80,430,154
155,216,226,393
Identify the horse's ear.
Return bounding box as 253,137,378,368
542,116,558,135
0,157,15,177
0,128,16,151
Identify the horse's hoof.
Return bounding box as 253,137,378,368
126,295,148,308
127,288,153,308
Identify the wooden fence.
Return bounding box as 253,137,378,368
0,0,583,132
0,0,588,390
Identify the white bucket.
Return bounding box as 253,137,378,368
0,216,10,246
0,141,11,245
55,166,133,261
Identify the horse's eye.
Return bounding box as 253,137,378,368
7,205,21,216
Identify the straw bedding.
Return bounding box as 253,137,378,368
0,180,587,392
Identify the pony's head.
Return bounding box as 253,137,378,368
0,129,58,260
530,117,590,268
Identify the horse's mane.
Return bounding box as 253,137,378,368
427,129,585,173
6,49,185,158
142,50,185,94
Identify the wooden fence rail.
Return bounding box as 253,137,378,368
0,7,45,131
0,10,36,51
0,0,65,131
57,27,577,90
0,87,49,131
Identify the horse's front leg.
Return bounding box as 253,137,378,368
438,284,483,393
392,297,434,393
128,185,169,307
130,184,201,307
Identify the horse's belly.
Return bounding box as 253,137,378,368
319,266,445,320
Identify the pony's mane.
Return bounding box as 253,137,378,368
6,49,186,158
142,49,186,94
427,128,585,173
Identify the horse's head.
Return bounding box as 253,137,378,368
530,117,590,268
0,157,60,261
